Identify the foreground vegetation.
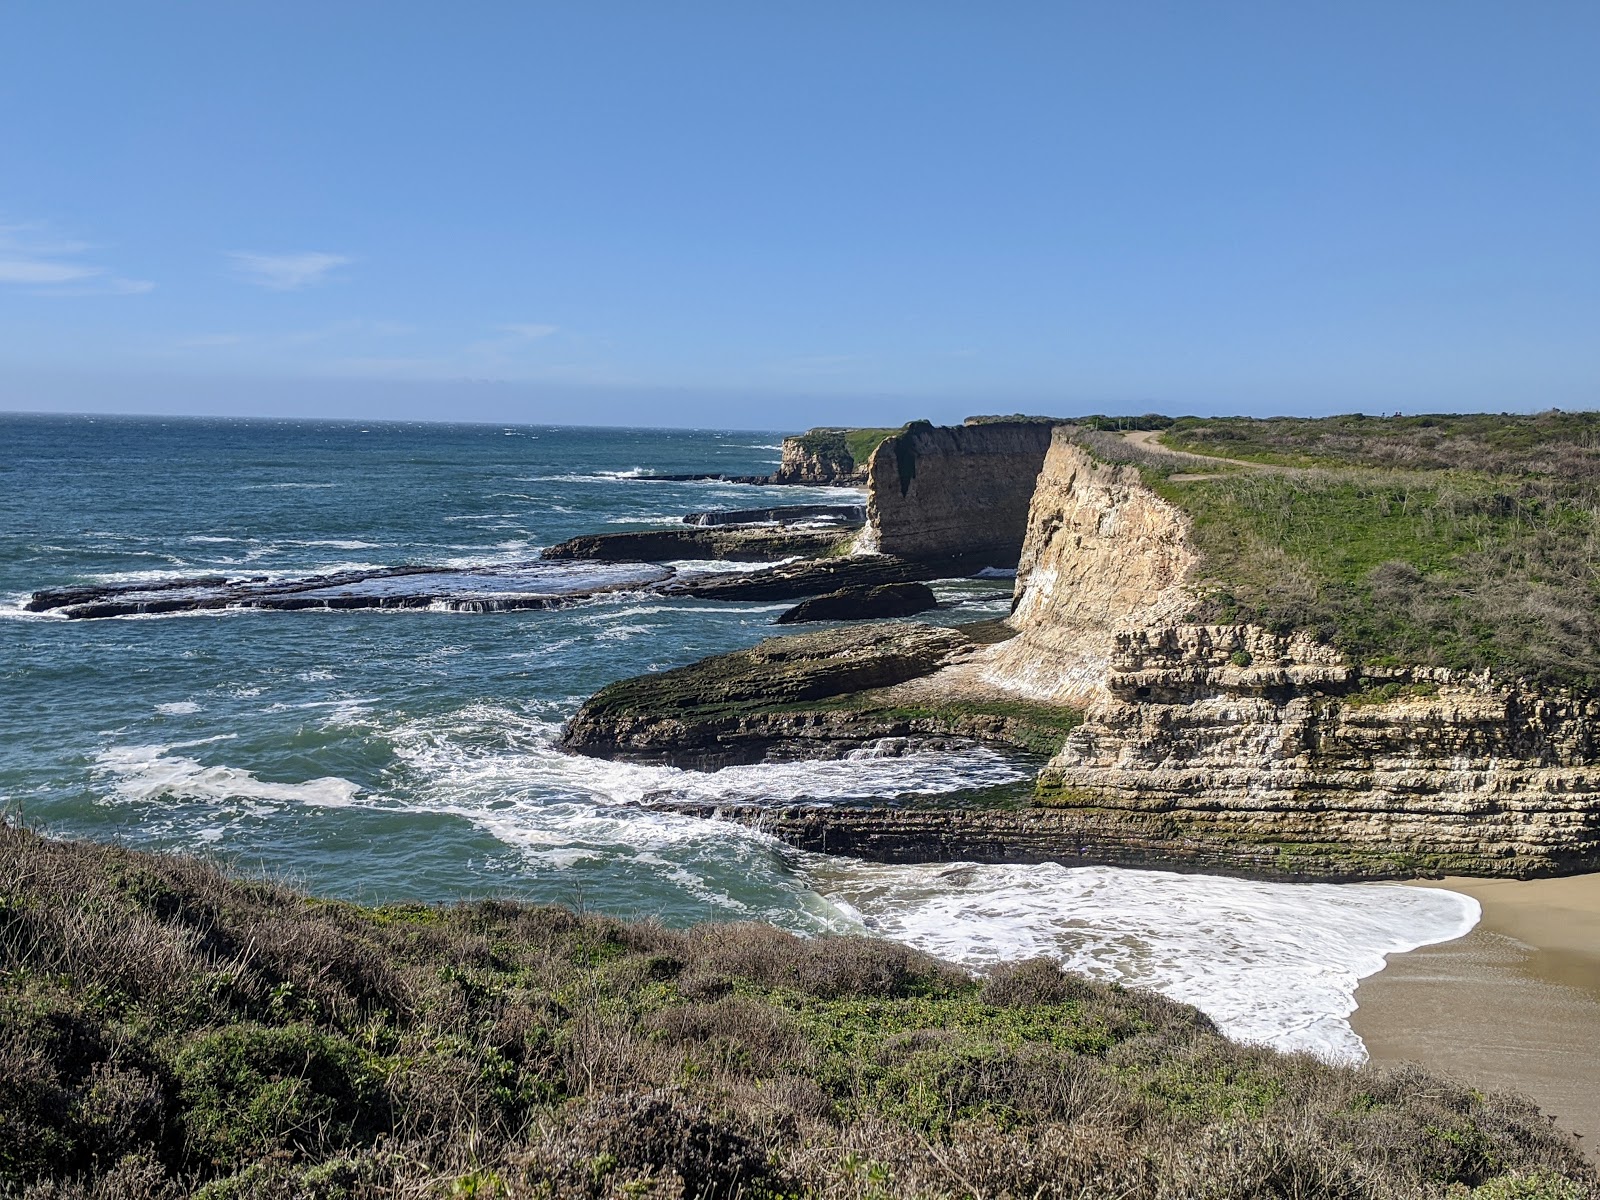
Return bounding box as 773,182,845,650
2,826,1593,1199
1071,412,1600,687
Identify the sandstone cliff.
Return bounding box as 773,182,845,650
561,421,1600,879
771,428,894,485
977,429,1197,703
968,427,1600,877
1036,625,1600,877
857,420,1056,566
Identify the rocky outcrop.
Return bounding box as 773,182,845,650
1033,625,1600,877
541,527,850,563
25,562,673,619
770,429,882,485
858,420,1058,568
560,619,1080,768
659,555,960,602
775,582,938,625
682,504,865,528
559,623,980,768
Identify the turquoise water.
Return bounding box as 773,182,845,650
1,412,1479,1059
1,414,1019,925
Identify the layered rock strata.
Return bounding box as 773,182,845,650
858,420,1057,567
567,422,1600,880
1034,625,1600,877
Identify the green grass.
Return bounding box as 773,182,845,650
1068,414,1600,687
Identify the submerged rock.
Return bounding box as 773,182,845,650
775,581,939,624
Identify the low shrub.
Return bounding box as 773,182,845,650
0,825,1593,1198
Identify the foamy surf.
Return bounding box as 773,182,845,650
811,859,1479,1062
96,744,362,807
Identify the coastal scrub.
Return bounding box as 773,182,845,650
0,824,1592,1198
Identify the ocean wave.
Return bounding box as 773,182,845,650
96,744,362,807
813,859,1479,1062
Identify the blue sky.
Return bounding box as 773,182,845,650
2,2,1596,427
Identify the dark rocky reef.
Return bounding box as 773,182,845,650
559,621,1075,769
541,526,850,563
25,561,671,619
682,503,865,527
775,581,938,624
659,554,965,602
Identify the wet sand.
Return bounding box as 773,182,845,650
1352,873,1600,1159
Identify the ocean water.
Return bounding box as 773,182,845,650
1,413,1477,1060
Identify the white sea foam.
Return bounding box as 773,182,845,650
96,744,362,807
665,556,803,577
155,701,202,715
813,860,1479,1062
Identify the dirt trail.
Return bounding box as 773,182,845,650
1120,429,1280,479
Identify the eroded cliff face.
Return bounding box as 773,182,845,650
973,430,1600,877
858,421,1056,566
772,434,866,485
977,430,1198,705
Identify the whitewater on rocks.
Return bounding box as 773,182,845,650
3,412,1479,1063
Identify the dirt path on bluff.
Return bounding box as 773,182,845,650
1120,429,1282,480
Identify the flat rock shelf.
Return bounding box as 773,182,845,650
24,561,673,618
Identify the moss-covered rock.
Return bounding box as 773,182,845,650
559,622,980,767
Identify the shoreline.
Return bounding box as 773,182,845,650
1352,873,1600,1159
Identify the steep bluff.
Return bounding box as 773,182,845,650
972,429,1600,877
858,420,1056,567
977,429,1198,703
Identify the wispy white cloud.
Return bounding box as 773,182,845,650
498,322,558,341
0,221,154,295
228,251,350,291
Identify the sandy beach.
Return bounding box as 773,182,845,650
1352,873,1600,1159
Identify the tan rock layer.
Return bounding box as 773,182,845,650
977,429,1198,705
1039,625,1600,876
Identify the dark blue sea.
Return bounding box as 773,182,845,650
0,412,1477,1060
